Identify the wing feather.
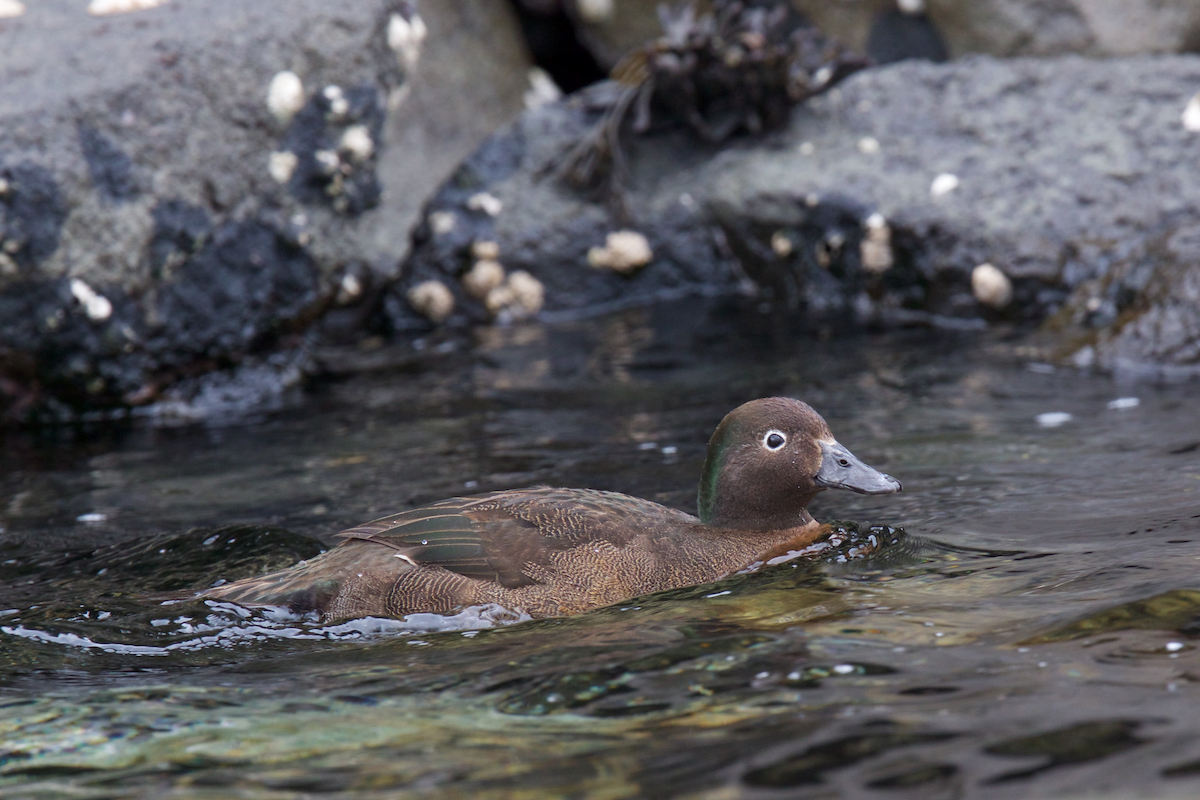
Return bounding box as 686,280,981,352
328,489,694,589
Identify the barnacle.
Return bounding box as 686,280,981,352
554,0,867,197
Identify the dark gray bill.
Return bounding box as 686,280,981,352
814,441,902,495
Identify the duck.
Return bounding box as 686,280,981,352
204,397,901,622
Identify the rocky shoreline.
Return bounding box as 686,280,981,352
395,54,1200,379
2,0,1198,424
0,0,528,422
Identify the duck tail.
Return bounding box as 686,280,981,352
202,560,340,616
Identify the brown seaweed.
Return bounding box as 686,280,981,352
554,0,869,198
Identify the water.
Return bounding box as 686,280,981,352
1,299,1199,799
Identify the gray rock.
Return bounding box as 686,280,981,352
396,54,1200,376
0,0,530,421
368,0,533,279
927,0,1200,58
563,0,667,71
803,0,1200,59
567,0,1200,69
1052,223,1200,381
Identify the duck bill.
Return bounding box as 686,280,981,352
814,441,902,495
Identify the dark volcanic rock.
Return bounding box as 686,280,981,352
0,0,531,422
0,0,410,419
392,106,742,332
0,162,68,274
397,54,1200,377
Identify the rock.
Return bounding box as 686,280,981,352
568,0,1200,70
1051,224,1200,381
371,1,531,267
507,0,607,97
394,54,1200,377
563,0,667,71
792,0,947,62
391,101,742,331
927,0,1200,58
0,0,530,421
864,4,949,65
836,0,1200,59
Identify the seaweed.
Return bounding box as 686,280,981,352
554,0,868,198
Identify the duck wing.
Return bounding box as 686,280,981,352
334,488,694,589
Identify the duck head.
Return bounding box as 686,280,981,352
697,397,901,529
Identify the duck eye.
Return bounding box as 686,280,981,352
763,431,787,451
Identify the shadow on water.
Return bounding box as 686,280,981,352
1,297,1200,797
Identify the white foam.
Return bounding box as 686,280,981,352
1,603,530,656
3,626,172,655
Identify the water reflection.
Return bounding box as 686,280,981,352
1,298,1199,797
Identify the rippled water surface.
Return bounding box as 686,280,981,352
2,300,1199,799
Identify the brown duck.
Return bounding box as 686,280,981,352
205,398,901,622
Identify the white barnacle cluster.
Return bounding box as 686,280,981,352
0,0,26,19
524,68,563,111
857,136,881,155
87,0,166,15
860,212,893,273
406,280,455,324
930,172,959,197
462,257,505,300
268,151,298,184
587,231,653,274
467,192,503,217
971,263,1012,310
294,86,376,210
267,70,305,125
811,66,834,91
461,240,503,298
575,0,614,23
770,231,793,258
323,85,350,119
387,11,427,71
70,278,113,322
0,180,17,276
1182,92,1200,133
460,240,544,322
428,211,457,236
487,271,544,323
339,125,374,162
314,149,340,174
265,71,305,183
336,271,363,305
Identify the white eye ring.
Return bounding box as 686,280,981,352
762,430,787,451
